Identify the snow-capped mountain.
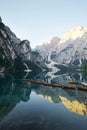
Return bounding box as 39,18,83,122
52,26,87,66
34,37,60,62
35,26,87,71
1,15,87,73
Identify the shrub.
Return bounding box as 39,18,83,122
83,64,87,71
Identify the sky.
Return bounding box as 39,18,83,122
0,0,87,48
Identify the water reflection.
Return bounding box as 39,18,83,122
60,96,87,115
0,70,87,129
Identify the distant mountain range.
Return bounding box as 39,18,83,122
35,26,87,68
0,16,87,73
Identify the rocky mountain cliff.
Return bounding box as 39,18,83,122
34,37,60,63
0,17,46,72
35,26,87,68
53,26,87,67
1,16,87,73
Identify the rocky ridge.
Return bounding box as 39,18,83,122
0,17,46,73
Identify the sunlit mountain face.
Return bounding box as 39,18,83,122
35,26,87,70
53,26,87,66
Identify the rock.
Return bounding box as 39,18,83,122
34,37,60,63
0,16,2,23
0,18,46,72
52,26,87,67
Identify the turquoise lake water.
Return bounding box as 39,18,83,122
0,71,87,130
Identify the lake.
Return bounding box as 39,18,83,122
0,70,87,130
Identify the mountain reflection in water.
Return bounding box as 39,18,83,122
0,70,87,130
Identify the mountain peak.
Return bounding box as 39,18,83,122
34,36,60,61
50,37,60,44
0,16,2,23
59,26,87,43
75,25,84,30
37,37,60,46
53,26,87,66
69,26,87,33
